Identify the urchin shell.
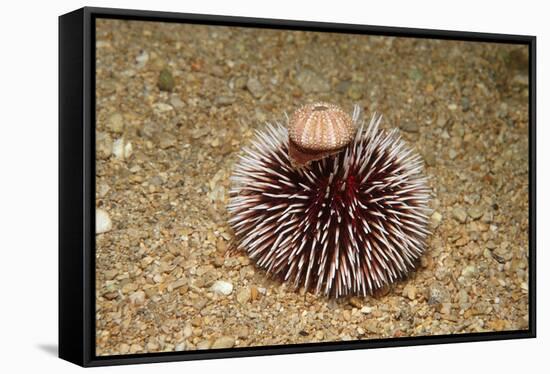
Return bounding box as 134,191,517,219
288,102,355,152
228,109,431,298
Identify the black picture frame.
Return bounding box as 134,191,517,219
59,6,537,367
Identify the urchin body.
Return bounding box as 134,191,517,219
228,110,431,297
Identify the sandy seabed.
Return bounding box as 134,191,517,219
94,19,529,356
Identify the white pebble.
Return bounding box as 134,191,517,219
112,138,125,160
210,280,233,295
360,306,373,314
96,208,112,234
129,290,145,305
124,142,133,159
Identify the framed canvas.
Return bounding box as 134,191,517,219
59,6,536,367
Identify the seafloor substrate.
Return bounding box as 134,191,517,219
94,19,529,355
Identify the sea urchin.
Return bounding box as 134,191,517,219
228,104,431,298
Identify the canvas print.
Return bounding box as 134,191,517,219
94,18,530,356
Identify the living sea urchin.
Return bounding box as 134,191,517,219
228,102,431,298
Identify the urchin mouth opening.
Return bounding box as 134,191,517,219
312,104,329,112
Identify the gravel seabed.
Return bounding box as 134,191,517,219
95,19,529,356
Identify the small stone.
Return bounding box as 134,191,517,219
158,68,175,91
215,95,235,106
431,211,443,228
424,152,436,167
103,291,118,300
129,344,142,354
175,342,186,351
153,102,174,113
107,112,124,133
119,343,130,354
96,208,112,234
104,269,118,280
250,285,260,301
124,142,133,159
467,206,484,220
159,133,177,149
170,96,185,109
448,103,458,111
246,77,264,99
236,326,249,338
401,121,419,133
169,278,187,292
211,336,235,349
196,340,212,350
96,132,113,159
403,285,417,300
428,282,450,305
233,76,248,89
129,290,146,305
347,83,363,100
315,331,324,340
97,183,110,198
449,149,457,160
210,280,233,295
360,306,373,314
452,207,468,223
455,236,469,247
112,138,125,160
183,323,193,338
236,287,251,304
462,265,477,279
135,50,149,68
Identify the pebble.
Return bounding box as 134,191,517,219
104,269,118,280
236,287,251,304
215,95,236,106
170,96,185,109
158,68,175,91
452,207,468,223
403,285,417,300
449,149,457,160
158,133,177,149
250,285,260,301
428,282,450,305
424,152,436,167
129,290,146,305
196,340,212,350
153,102,174,113
210,280,233,295
96,208,112,234
119,343,130,354
461,265,478,279
347,83,363,100
183,323,193,338
96,132,113,159
400,121,419,133
211,336,235,349
431,211,443,227
107,112,124,133
168,278,187,292
467,206,484,220
360,306,373,314
246,77,264,99
135,50,149,68
111,140,130,161
175,342,186,351
448,103,458,111
295,67,330,93
129,344,142,354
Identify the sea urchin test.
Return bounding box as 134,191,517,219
228,102,431,298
